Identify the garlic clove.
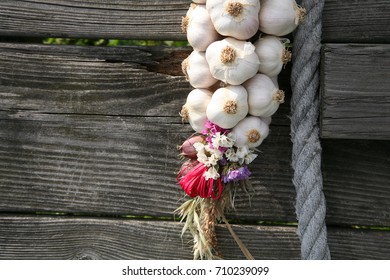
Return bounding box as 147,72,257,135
207,0,260,40
180,135,205,159
231,116,270,148
259,0,306,36
254,35,292,77
193,0,207,3
271,76,279,88
181,89,213,133
261,116,272,126
244,74,285,117
185,4,221,51
206,37,259,85
206,85,249,129
182,51,218,89
208,80,223,92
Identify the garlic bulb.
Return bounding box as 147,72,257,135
182,51,218,89
254,35,292,77
181,4,196,33
261,116,272,125
259,0,306,36
181,89,212,133
183,4,220,51
206,0,260,40
271,76,279,88
231,116,269,148
206,37,259,85
244,74,285,117
206,85,248,129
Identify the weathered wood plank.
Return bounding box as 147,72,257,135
0,43,191,117
327,227,390,260
1,44,389,226
0,43,291,125
322,139,390,226
0,0,189,40
320,44,390,140
322,0,390,43
1,111,389,226
0,215,301,260
0,111,296,222
0,215,389,259
0,1,388,43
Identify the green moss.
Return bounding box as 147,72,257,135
32,211,390,231
42,38,189,47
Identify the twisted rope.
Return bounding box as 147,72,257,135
290,0,331,260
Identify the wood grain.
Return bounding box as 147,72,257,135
0,0,189,40
0,215,301,260
0,43,291,125
0,0,388,262
0,43,291,124
1,43,389,227
0,0,388,43
322,139,390,227
322,0,390,43
0,111,389,226
0,42,296,221
328,227,390,260
0,43,190,117
0,111,296,222
0,215,389,260
320,44,390,140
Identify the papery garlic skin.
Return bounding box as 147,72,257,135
259,0,306,36
206,85,249,129
231,116,270,148
254,35,291,77
185,5,220,51
244,74,285,117
181,4,196,33
207,0,260,40
206,37,259,85
181,89,212,133
182,51,218,89
270,76,279,88
261,116,272,125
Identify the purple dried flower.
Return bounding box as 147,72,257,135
223,166,252,183
219,158,228,166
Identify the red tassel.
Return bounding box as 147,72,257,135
177,161,223,200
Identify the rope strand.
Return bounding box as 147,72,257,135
290,0,331,260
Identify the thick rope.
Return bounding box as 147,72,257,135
290,0,331,260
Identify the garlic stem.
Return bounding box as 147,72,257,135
295,5,306,24
272,90,285,104
220,46,236,64
181,58,189,80
226,2,244,17
247,129,261,143
181,16,189,33
282,49,292,65
223,100,238,114
180,105,189,122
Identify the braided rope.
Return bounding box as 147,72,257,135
290,0,331,260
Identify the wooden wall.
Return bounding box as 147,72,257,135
0,0,389,259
